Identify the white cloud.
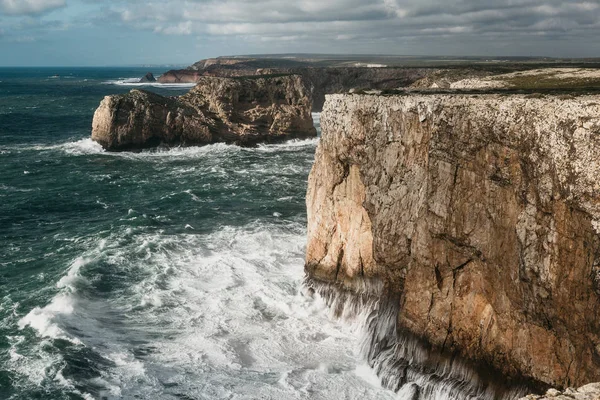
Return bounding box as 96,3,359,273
155,20,193,35
0,0,65,15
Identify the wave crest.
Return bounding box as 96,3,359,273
103,79,196,89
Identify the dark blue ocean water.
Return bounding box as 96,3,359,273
0,68,394,400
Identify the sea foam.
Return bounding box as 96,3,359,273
102,79,196,89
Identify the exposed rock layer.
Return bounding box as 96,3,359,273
158,66,433,111
91,75,316,150
306,93,600,394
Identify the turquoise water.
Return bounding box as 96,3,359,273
0,68,395,400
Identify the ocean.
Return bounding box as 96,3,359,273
0,68,395,400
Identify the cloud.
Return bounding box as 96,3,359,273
3,0,600,61
0,0,66,15
98,0,600,46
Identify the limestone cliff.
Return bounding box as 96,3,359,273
157,66,432,111
306,93,600,397
91,75,316,150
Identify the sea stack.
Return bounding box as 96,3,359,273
305,93,600,398
91,75,316,150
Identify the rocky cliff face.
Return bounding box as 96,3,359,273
306,93,600,398
91,75,316,150
157,66,432,111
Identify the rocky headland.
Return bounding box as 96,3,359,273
91,75,316,150
156,57,600,111
158,66,433,111
305,92,600,398
155,57,439,110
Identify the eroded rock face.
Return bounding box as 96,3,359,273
306,93,600,392
91,75,316,150
157,66,432,111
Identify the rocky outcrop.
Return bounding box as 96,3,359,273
521,383,600,400
158,70,207,83
306,93,600,397
157,65,433,110
139,72,156,83
91,75,316,150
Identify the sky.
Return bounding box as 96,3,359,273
1,0,600,66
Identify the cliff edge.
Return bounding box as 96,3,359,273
91,75,316,150
306,93,600,397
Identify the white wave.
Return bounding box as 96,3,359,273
354,363,385,388
20,223,395,399
61,138,106,155
251,137,320,153
16,131,317,160
7,337,63,387
96,139,319,159
0,184,35,192
103,79,196,89
54,139,244,160
9,237,120,396
21,138,105,155
18,255,95,343
17,294,78,342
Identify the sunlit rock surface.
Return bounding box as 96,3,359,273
306,93,600,398
92,75,316,150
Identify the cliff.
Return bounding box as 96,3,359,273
157,66,433,111
91,75,316,150
305,93,600,398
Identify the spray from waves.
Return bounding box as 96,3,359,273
2,112,320,158
306,279,529,400
11,239,112,399
11,222,397,400
11,137,320,160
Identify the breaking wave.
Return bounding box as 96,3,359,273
13,223,396,399
102,79,197,89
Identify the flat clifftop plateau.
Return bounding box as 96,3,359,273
306,93,600,395
91,75,316,150
412,67,600,90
